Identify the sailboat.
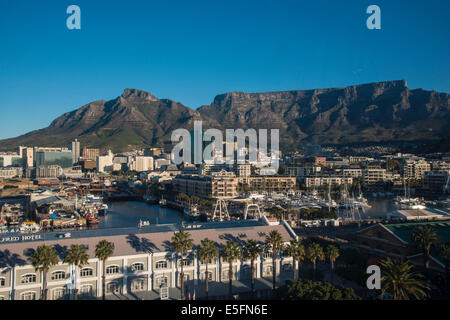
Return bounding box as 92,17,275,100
394,178,426,209
159,195,167,207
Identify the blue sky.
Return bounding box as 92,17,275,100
0,0,449,139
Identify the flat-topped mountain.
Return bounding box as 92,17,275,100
0,80,448,152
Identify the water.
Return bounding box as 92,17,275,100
98,201,183,229
98,199,399,230
360,198,399,219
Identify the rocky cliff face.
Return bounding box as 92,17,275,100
198,80,450,149
0,81,448,152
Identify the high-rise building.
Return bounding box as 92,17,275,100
132,156,154,172
35,151,73,169
22,147,34,168
36,165,63,178
96,150,114,173
69,139,81,164
82,147,100,161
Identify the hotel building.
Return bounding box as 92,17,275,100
0,220,296,300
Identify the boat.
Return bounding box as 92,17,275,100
86,195,103,203
19,221,40,233
159,196,167,207
143,194,158,204
97,204,108,216
184,205,201,220
248,192,266,200
86,216,99,226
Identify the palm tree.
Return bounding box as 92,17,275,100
64,244,89,300
411,226,438,276
380,258,429,300
242,240,263,295
284,240,297,280
285,239,305,281
325,245,340,284
197,238,218,299
221,241,242,299
171,229,193,300
264,230,284,290
306,243,325,281
31,245,59,300
440,244,450,298
95,240,114,300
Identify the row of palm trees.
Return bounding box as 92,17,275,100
30,240,114,300
29,225,448,300
171,229,341,299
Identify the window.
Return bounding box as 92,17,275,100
0,278,5,287
21,291,36,300
80,268,93,277
264,265,273,276
131,263,144,272
156,261,168,269
131,279,145,292
51,271,66,280
106,265,120,275
221,270,229,281
201,271,213,281
180,259,191,267
156,276,168,287
52,287,66,300
106,281,120,294
80,285,93,295
21,274,36,284
264,252,272,259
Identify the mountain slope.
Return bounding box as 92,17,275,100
0,89,201,152
198,80,450,149
0,81,449,152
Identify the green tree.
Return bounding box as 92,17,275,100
285,239,305,281
380,258,429,300
306,243,325,281
31,245,59,300
325,245,340,284
197,238,218,299
64,244,89,300
95,240,114,300
440,244,450,298
242,240,264,295
171,229,194,300
221,241,242,299
273,279,360,300
265,230,285,290
411,226,438,276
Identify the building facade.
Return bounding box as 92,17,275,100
0,222,295,300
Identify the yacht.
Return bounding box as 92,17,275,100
184,205,201,220
19,221,40,233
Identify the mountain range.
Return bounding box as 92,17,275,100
0,80,449,152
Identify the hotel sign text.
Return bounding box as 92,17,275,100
0,234,42,243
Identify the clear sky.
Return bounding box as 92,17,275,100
0,0,449,139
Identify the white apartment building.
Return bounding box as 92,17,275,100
96,150,114,173
304,176,353,188
0,221,296,300
402,160,431,180
130,156,154,172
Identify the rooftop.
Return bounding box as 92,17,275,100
385,221,450,244
0,220,295,267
